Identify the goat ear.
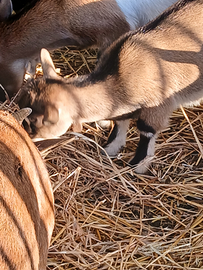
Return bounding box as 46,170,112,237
0,0,13,21
40,48,59,79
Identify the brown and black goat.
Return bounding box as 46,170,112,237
18,0,203,173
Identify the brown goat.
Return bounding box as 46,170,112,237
0,0,177,100
18,0,203,173
0,110,54,269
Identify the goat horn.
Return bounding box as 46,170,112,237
12,108,32,124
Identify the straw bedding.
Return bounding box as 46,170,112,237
4,47,203,269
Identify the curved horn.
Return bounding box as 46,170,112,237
12,108,32,124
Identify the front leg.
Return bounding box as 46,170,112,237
104,119,130,156
130,118,157,174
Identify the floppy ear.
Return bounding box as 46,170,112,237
0,0,13,21
40,48,59,79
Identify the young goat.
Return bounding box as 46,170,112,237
0,0,177,100
18,0,203,173
0,110,54,269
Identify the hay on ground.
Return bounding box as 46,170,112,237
4,47,203,269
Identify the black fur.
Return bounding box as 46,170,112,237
45,78,64,85
7,0,40,22
129,134,150,166
129,119,155,167
89,34,131,83
137,119,155,134
11,0,37,13
106,123,118,145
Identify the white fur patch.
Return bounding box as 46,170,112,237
147,135,156,156
115,0,177,30
134,156,154,174
97,120,111,129
140,131,154,138
104,119,130,156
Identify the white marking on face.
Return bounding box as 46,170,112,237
58,108,62,116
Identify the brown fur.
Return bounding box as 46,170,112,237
0,0,129,100
0,110,54,269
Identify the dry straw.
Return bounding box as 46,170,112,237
6,47,203,269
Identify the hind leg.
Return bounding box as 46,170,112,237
131,107,170,173
130,118,157,174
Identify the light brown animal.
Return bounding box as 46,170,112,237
18,0,203,173
0,0,177,100
0,110,54,269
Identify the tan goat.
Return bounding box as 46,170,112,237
0,110,54,269
18,0,203,173
0,0,177,100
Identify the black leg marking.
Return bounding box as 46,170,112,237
106,122,118,145
129,134,150,165
130,118,156,166
137,119,155,134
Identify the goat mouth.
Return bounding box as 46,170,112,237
22,118,37,138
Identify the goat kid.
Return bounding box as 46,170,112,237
0,109,54,269
18,0,203,173
0,0,177,100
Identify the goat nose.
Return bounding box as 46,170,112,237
30,115,44,128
